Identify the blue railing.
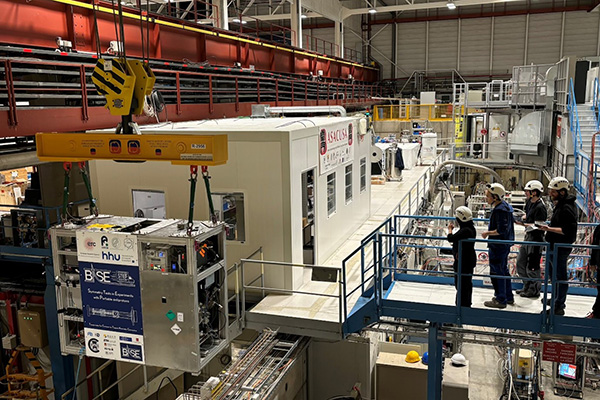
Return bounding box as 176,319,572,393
341,214,600,339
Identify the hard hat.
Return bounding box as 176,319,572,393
405,351,421,363
486,183,506,198
524,180,544,192
422,352,429,365
451,353,467,367
454,206,473,222
548,176,569,191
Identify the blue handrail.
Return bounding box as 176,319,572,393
568,77,582,149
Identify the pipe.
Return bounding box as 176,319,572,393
428,160,502,201
266,105,347,117
0,151,45,170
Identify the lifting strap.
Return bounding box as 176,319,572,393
78,162,99,217
202,166,217,225
187,165,198,235
61,162,99,225
61,162,72,225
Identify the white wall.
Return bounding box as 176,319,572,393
306,9,600,79
89,137,287,290
313,123,371,265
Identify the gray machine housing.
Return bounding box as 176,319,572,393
50,216,228,373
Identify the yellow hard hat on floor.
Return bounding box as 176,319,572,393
405,350,421,363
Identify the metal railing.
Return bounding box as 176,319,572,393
453,80,513,108
303,35,339,58
240,259,344,329
234,16,295,46
373,104,453,121
342,213,600,339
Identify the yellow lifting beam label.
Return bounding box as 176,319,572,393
35,133,228,165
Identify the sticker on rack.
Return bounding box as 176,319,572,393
166,310,176,321
480,129,488,135
171,324,182,336
177,312,184,322
500,131,507,137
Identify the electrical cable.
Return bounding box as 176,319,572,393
156,376,178,400
71,347,85,400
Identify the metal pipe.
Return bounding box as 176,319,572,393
91,365,142,400
266,105,347,117
428,160,502,201
0,151,45,170
62,360,114,399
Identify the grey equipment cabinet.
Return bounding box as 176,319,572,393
49,217,229,373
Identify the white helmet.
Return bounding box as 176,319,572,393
454,206,473,222
524,180,544,192
548,176,569,191
486,183,506,198
451,353,467,367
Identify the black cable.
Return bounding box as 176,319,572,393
110,0,121,54
156,376,178,400
138,2,145,62
91,2,102,58
117,0,128,61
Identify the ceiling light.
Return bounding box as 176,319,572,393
368,8,377,13
232,18,241,23
241,20,247,24
446,1,456,10
301,14,307,19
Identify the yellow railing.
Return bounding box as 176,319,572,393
373,104,454,121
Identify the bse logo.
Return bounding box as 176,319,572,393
120,343,143,362
88,338,100,353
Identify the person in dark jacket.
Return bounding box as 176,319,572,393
516,180,547,298
587,224,600,319
538,176,578,315
482,183,515,309
447,206,477,308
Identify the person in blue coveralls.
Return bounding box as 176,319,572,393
481,182,515,309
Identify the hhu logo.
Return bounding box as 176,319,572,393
120,343,143,361
102,251,121,261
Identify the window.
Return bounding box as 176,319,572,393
345,164,353,204
211,192,246,242
360,157,367,193
327,173,336,216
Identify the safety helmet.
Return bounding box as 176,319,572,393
524,180,544,192
454,206,473,222
422,352,429,365
548,176,569,191
486,183,506,198
451,353,467,367
405,350,421,363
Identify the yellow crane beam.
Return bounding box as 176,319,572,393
35,132,228,165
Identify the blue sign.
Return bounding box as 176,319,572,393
120,343,143,362
80,261,143,335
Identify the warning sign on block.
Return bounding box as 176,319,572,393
542,341,577,364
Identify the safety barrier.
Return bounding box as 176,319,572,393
342,214,600,340
373,104,453,121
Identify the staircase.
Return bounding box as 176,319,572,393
577,106,598,156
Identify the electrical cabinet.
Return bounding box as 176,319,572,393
50,216,228,373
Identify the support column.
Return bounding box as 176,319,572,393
215,0,228,30
291,0,302,48
427,322,443,400
44,259,75,397
335,20,344,58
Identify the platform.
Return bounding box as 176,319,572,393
246,166,434,339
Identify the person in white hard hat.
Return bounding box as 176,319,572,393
482,182,515,309
537,177,578,315
447,206,477,307
515,180,547,298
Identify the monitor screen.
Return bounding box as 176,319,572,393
558,363,577,380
